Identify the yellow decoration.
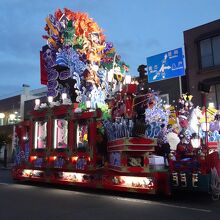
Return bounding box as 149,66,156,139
45,17,59,36
108,48,116,54
200,106,217,123
182,94,193,101
48,38,58,49
168,106,177,125
83,134,88,142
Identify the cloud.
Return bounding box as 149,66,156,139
111,38,161,74
0,84,22,99
115,37,161,49
0,59,41,94
0,0,111,60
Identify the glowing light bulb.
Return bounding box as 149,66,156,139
48,96,53,103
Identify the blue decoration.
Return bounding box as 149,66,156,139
24,142,30,162
34,158,43,168
47,89,58,97
54,157,64,168
109,152,121,167
76,158,87,170
145,106,169,126
47,80,58,90
56,51,69,66
145,122,161,138
59,70,71,80
47,68,59,81
103,42,114,53
43,48,56,68
56,47,86,76
15,145,22,165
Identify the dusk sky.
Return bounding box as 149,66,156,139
1,0,220,98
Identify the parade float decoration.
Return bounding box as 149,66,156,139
167,94,220,199
12,8,220,199
40,8,129,108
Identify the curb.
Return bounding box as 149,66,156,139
0,164,14,170
0,167,12,170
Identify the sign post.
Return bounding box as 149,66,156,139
147,48,185,84
179,76,182,97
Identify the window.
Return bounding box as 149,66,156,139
216,84,220,109
206,85,216,107
200,35,220,68
54,119,68,149
34,121,47,149
206,84,220,109
213,36,220,65
77,123,88,151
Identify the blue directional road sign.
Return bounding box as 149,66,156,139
147,48,185,83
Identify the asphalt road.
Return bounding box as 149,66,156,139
0,169,219,220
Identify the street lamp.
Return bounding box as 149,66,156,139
125,75,132,84
48,96,53,103
61,93,67,101
35,99,41,110
0,113,5,119
191,137,201,149
0,113,5,126
35,99,40,106
9,114,16,121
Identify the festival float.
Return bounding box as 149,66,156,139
12,8,220,199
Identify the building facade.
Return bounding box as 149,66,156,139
140,76,187,105
184,19,220,108
0,85,47,161
0,85,47,126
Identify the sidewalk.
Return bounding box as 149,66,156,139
0,162,14,170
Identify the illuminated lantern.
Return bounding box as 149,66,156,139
48,96,53,103
125,75,131,84
61,93,67,100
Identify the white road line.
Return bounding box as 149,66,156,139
59,190,212,213
0,183,212,213
114,197,212,213
0,182,10,186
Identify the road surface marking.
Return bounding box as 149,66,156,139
0,182,10,186
52,189,212,213
0,182,212,213
114,197,212,213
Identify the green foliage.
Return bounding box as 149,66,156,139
97,103,111,120
78,102,87,111
63,20,75,46
73,36,84,50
